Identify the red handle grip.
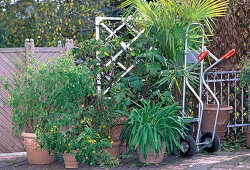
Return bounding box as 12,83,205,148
221,49,236,60
197,50,209,61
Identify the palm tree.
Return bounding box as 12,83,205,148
121,0,229,66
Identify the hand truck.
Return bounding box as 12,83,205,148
178,23,236,157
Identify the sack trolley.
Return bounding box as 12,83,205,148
179,23,236,157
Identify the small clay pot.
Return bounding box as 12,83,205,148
137,142,166,164
22,132,55,165
63,151,79,169
245,130,250,148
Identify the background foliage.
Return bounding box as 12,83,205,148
0,0,125,47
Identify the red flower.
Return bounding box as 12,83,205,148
57,110,58,112
46,99,48,101
101,110,104,113
114,100,116,103
31,99,33,102
91,68,93,71
43,107,45,110
98,108,100,111
76,106,78,109
106,118,109,121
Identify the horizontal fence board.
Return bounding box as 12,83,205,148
35,47,65,53
0,48,26,53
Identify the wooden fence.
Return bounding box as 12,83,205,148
0,39,74,153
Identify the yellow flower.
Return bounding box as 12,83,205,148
88,140,91,143
92,151,95,153
83,134,85,136
38,144,40,147
104,51,109,56
97,134,99,136
108,136,111,139
111,141,114,144
50,130,53,132
37,35,40,39
94,140,96,143
86,157,88,159
36,124,39,128
68,143,71,147
81,120,84,124
90,119,92,122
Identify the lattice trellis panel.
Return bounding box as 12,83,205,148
95,17,144,94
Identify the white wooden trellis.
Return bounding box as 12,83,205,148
95,17,144,95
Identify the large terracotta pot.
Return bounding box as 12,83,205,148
22,132,55,165
246,130,250,148
63,151,79,169
105,141,121,162
137,142,166,164
202,104,233,141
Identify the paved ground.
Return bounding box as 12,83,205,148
0,149,249,170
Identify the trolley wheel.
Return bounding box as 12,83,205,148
201,132,220,153
174,135,196,157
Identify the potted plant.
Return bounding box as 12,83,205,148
0,55,55,164
119,98,187,164
0,52,96,164
36,117,119,168
85,95,127,159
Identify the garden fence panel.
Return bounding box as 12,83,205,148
0,39,74,153
204,71,249,135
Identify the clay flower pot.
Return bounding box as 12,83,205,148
22,132,55,165
63,151,79,169
105,141,121,162
245,130,250,148
202,104,233,141
137,142,166,164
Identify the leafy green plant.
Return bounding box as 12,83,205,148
0,52,95,134
119,98,187,160
120,0,229,100
36,117,119,168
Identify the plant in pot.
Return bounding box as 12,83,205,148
85,95,127,159
36,117,119,168
119,98,187,164
0,55,55,165
0,51,96,164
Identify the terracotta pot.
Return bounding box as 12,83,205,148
202,104,233,141
137,142,166,164
245,130,250,148
22,132,55,165
63,151,79,169
105,141,121,162
111,116,128,141
98,140,121,164
111,125,123,142
119,142,127,155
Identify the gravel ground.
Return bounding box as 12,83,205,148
0,149,249,170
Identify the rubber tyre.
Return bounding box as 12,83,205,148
173,136,196,157
180,135,196,157
201,132,220,153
